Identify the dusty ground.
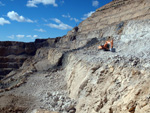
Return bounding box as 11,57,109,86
0,69,68,112
0,94,34,113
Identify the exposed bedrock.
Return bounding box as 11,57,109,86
65,53,150,113
0,38,58,79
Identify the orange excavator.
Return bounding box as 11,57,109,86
98,37,115,52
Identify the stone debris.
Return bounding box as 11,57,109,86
40,91,76,113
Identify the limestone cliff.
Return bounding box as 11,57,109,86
0,0,150,113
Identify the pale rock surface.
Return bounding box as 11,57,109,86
65,19,150,113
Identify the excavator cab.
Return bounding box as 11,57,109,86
98,37,115,52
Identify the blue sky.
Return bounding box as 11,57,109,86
0,0,112,42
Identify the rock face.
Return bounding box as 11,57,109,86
0,41,36,79
65,48,150,113
0,0,150,113
77,0,150,35
66,0,150,49
0,38,58,79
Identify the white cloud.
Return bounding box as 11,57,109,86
26,35,39,39
81,11,95,20
0,1,5,6
46,18,73,30
70,18,79,23
27,0,57,7
52,18,61,24
8,35,15,39
8,34,39,40
46,23,72,30
16,34,25,39
26,35,32,38
62,14,79,22
92,0,99,7
0,18,10,25
35,28,46,32
33,35,38,38
7,11,34,23
62,14,71,18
